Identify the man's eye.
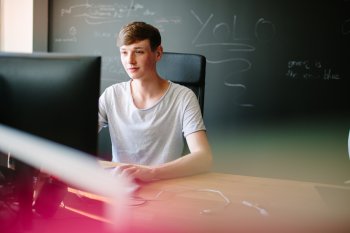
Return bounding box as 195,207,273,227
135,50,144,54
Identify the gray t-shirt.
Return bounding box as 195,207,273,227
98,80,206,165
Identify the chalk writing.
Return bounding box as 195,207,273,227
191,10,276,107
60,0,179,27
61,2,92,16
60,0,146,25
254,18,276,42
94,31,113,39
286,60,340,80
61,1,129,24
155,17,182,24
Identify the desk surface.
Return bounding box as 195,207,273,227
29,161,350,233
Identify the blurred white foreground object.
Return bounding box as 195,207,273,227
0,124,132,231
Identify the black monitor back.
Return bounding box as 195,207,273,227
0,52,101,155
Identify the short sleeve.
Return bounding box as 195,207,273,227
182,90,206,137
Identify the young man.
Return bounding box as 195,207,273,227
98,21,212,182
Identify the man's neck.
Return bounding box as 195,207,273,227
130,77,169,109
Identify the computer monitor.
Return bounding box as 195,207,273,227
0,52,101,155
0,52,101,230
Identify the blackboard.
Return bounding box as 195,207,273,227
48,1,350,163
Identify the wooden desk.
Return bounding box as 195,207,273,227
51,161,349,233
28,161,350,233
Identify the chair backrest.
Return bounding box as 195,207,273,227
157,52,206,114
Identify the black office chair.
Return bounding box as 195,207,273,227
98,52,207,159
157,52,206,114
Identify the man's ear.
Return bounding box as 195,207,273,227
155,45,163,61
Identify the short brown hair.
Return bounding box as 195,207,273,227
117,21,161,51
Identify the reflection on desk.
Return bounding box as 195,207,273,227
29,162,350,233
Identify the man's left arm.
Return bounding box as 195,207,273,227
116,130,212,181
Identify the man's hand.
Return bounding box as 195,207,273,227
114,164,157,182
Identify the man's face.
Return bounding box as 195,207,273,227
119,39,161,80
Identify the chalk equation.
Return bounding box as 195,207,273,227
191,10,276,107
59,0,181,27
286,60,340,80
60,0,151,25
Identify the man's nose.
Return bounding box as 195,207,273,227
127,53,136,64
